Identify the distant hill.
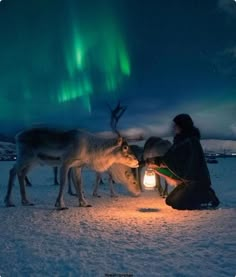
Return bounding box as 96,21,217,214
0,133,14,143
96,133,236,153
0,141,16,161
201,139,236,153
161,137,236,154
130,138,236,154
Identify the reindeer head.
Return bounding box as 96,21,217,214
143,136,172,160
109,164,141,196
112,139,139,168
124,168,141,196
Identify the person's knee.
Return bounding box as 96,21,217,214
166,193,197,210
165,195,184,209
166,198,186,210
165,195,172,206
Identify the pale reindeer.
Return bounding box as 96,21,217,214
52,157,141,198
114,138,172,197
92,138,172,197
91,137,172,197
143,136,173,196
4,102,139,209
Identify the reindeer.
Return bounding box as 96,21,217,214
4,102,139,209
93,138,172,198
91,137,172,198
143,136,172,197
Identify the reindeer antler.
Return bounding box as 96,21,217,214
108,101,127,137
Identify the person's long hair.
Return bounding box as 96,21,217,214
173,126,201,144
183,126,201,139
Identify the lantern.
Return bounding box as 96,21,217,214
143,168,156,190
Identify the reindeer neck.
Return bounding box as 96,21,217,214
88,146,119,172
86,135,119,154
89,156,116,172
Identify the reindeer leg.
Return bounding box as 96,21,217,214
109,173,118,198
72,167,91,207
138,166,144,192
4,165,17,207
18,166,34,206
55,165,69,210
67,168,77,196
25,176,32,187
163,180,169,198
53,167,59,185
156,175,164,197
93,172,102,198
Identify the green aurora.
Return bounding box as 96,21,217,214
0,0,131,121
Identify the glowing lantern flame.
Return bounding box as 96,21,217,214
143,168,156,190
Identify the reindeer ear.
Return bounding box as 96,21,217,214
117,136,123,146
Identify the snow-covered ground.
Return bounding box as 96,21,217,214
0,159,235,277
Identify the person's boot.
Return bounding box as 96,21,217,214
208,187,220,207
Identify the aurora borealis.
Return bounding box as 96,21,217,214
0,0,131,122
0,0,236,139
59,0,131,107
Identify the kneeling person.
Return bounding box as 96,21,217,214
146,114,220,210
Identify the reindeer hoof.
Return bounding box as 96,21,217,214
92,193,101,198
111,194,118,198
6,204,16,207
56,207,69,211
54,201,60,208
22,201,34,206
26,183,32,187
55,199,68,210
68,192,77,197
5,201,16,207
79,203,92,207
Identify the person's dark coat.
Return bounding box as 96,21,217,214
149,127,219,210
164,131,211,188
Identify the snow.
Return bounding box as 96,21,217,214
0,142,15,159
0,159,236,277
201,139,236,153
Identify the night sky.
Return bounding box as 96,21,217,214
0,0,236,139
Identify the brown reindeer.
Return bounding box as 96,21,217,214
23,137,172,198
4,103,139,209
